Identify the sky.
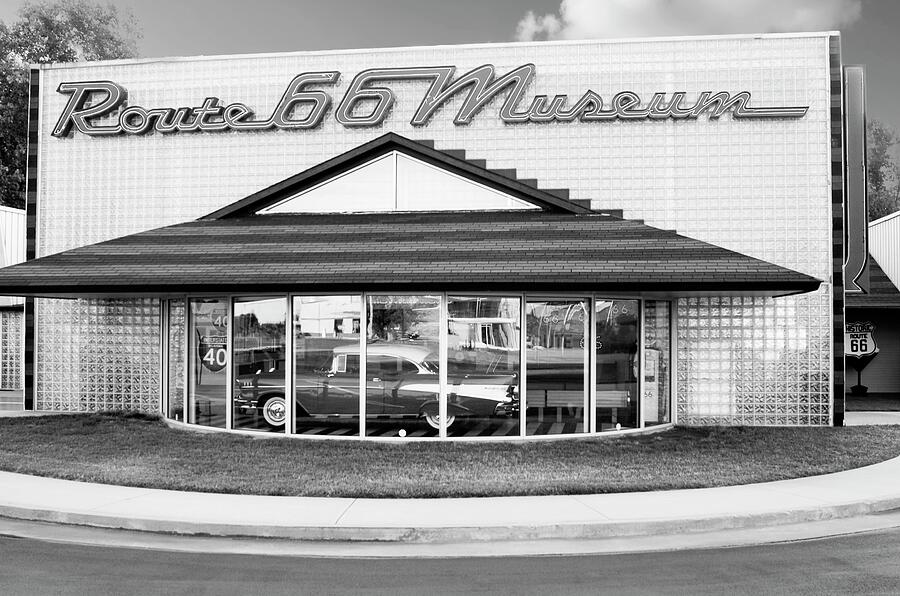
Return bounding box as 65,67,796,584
1,0,898,133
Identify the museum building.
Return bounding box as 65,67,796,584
0,32,853,438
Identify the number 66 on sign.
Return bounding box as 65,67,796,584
845,322,879,358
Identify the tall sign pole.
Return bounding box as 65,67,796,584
843,66,869,294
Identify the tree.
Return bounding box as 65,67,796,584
0,1,139,209
867,119,900,221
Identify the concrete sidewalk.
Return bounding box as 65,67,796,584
845,411,900,425
2,456,900,545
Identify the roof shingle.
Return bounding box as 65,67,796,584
0,211,821,298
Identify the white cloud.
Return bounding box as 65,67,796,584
515,0,862,41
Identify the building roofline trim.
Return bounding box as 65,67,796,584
870,210,900,227
30,31,839,71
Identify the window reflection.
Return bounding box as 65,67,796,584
232,297,287,432
446,296,521,437
595,299,639,430
365,295,441,437
188,298,228,428
293,296,361,436
643,301,671,425
167,299,186,421
173,294,671,439
525,299,588,435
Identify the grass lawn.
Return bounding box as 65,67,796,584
1,413,899,498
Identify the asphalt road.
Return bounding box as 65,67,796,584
1,528,900,595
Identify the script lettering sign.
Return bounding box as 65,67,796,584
52,64,809,138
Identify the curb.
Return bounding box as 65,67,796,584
3,490,900,543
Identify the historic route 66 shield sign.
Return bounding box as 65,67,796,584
845,322,879,358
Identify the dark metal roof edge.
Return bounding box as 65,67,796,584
846,301,900,307
0,280,822,300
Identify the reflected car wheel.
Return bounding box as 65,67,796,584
423,412,455,429
261,396,286,428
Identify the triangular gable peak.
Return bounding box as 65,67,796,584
260,150,541,214
201,133,590,219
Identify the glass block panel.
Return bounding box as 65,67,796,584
643,301,671,426
167,299,186,420
35,298,161,413
676,289,831,426
0,309,23,390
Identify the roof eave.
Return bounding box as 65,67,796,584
0,279,821,300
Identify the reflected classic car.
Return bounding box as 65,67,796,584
235,342,518,429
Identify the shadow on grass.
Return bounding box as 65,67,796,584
1,412,899,498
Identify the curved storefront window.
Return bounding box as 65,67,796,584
166,299,186,421
365,295,441,437
447,296,521,438
595,300,639,431
232,297,287,432
170,294,671,439
525,299,589,435
188,298,228,428
643,301,671,426
293,296,361,436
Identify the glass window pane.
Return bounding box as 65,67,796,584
232,297,287,432
643,301,671,425
396,153,539,211
525,299,587,435
595,299,639,431
167,299,186,421
365,295,440,437
188,298,228,428
293,295,361,436
261,154,395,213
446,296,521,437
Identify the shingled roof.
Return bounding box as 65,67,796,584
846,256,900,309
0,211,820,298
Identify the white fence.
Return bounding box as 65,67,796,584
0,205,25,308
0,205,25,393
